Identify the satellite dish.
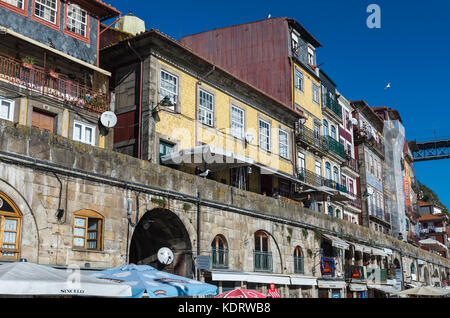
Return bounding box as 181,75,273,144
157,247,174,265
245,132,255,144
350,118,358,126
100,111,117,128
367,188,374,195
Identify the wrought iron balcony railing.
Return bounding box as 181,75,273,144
342,157,360,173
297,167,324,188
211,248,229,269
324,96,343,118
323,179,347,193
348,197,362,210
326,136,346,159
254,250,273,272
295,125,327,152
0,55,109,114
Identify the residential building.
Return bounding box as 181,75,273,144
0,0,120,150
338,93,361,225
417,211,449,260
180,17,352,215
350,101,389,234
100,19,308,208
373,107,407,241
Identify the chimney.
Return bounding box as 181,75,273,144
115,12,146,36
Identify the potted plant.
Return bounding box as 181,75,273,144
48,69,59,79
21,56,35,69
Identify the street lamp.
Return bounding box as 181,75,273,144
152,96,175,117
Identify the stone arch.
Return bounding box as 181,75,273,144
0,177,40,263
423,266,430,285
129,208,193,277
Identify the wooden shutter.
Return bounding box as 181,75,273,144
32,109,54,133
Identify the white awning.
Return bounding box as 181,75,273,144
371,247,388,257
211,271,249,282
367,284,398,294
317,280,347,289
349,283,368,291
323,234,350,250
161,145,255,171
383,248,393,255
211,271,291,285
246,274,291,285
419,238,448,252
417,259,427,266
345,241,376,254
289,276,317,286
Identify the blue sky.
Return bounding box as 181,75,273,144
105,0,450,208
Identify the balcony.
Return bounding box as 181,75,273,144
369,204,384,220
0,55,109,114
323,179,347,193
345,264,365,280
326,136,346,160
366,268,387,283
297,167,325,188
295,125,328,156
254,250,273,272
211,248,229,269
324,96,342,119
342,157,360,174
348,197,362,210
354,127,385,158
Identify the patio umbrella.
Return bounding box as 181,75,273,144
215,288,267,298
394,286,450,297
0,262,131,297
89,264,218,298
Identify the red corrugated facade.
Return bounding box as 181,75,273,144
181,18,293,109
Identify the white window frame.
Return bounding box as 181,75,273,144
291,32,299,55
312,83,319,104
198,89,214,127
73,120,96,146
295,68,304,92
2,0,24,9
259,118,271,152
307,46,316,66
160,70,178,111
67,3,88,37
34,0,58,24
0,97,14,122
231,105,245,139
278,128,289,159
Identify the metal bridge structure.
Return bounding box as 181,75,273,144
409,139,450,162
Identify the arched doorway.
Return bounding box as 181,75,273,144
129,208,193,278
0,192,22,261
423,266,430,285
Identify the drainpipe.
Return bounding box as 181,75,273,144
196,191,201,280
127,41,143,159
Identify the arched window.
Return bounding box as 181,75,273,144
211,235,228,269
294,246,304,274
331,125,336,140
254,231,272,272
328,205,334,217
411,262,415,275
333,166,339,183
323,120,329,136
73,210,103,251
325,162,331,180
0,193,22,260
335,209,341,219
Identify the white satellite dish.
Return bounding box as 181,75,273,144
100,111,117,128
350,118,358,126
367,187,374,195
157,247,174,265
245,132,255,144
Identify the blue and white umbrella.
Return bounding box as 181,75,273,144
89,264,217,298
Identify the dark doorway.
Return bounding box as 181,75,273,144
129,208,193,278
260,174,273,196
